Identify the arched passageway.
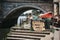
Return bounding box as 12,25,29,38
1,5,46,28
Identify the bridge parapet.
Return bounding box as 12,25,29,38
3,0,53,3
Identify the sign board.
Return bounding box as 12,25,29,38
32,20,45,31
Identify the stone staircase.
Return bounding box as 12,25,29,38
6,26,53,40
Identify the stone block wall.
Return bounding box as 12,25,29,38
2,2,53,16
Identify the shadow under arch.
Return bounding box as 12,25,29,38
4,5,46,18
2,5,47,28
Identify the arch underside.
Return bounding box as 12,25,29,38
2,5,46,28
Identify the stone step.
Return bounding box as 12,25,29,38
7,34,47,40
11,30,50,35
7,32,52,40
11,27,30,30
8,34,44,38
8,32,46,37
7,37,40,40
11,27,50,31
7,34,52,40
7,32,46,35
11,27,50,32
7,27,53,40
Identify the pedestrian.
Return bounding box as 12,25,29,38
44,18,51,29
57,15,60,27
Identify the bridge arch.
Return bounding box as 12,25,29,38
2,5,46,28
4,5,46,18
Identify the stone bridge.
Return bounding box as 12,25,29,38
0,0,53,28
